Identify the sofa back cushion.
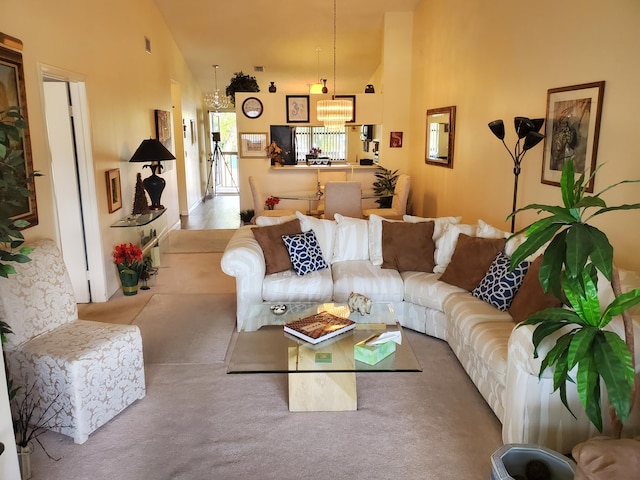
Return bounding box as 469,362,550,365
295,212,336,263
252,219,302,274
439,234,505,291
381,220,436,272
331,214,369,263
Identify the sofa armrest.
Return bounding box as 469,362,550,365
220,226,266,330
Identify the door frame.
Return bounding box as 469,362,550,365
38,63,108,302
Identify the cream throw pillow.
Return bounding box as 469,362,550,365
295,211,337,264
332,213,369,263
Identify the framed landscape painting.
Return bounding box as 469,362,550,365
541,81,605,193
239,132,267,157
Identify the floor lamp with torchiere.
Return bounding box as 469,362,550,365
129,138,176,210
488,117,545,232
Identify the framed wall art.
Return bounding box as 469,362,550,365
105,168,122,213
239,132,268,157
0,36,38,228
390,132,403,148
155,109,173,153
286,95,309,123
425,105,456,169
335,95,356,123
541,81,605,193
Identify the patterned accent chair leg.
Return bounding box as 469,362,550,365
0,239,145,444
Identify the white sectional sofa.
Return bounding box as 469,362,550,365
220,211,640,454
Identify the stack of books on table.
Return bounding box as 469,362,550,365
284,312,356,345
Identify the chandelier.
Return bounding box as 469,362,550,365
204,65,231,111
316,0,352,131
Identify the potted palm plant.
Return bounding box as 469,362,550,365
0,106,35,277
509,158,640,437
372,165,399,208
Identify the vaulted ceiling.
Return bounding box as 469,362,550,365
153,0,420,97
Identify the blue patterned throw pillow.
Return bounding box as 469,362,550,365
471,251,530,311
282,230,328,276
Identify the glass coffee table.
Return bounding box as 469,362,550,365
227,302,422,412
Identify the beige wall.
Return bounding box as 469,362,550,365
1,0,204,295
409,0,640,270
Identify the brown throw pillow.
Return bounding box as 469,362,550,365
381,221,435,272
509,255,563,323
252,219,302,274
439,234,505,290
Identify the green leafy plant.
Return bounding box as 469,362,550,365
225,71,259,106
0,106,36,278
509,158,640,434
239,209,255,224
372,165,399,208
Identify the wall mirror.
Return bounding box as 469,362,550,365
425,106,456,168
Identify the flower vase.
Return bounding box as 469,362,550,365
118,267,139,296
17,443,33,480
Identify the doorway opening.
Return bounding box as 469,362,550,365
208,111,238,196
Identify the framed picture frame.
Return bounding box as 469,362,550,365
0,39,38,228
541,81,605,193
239,132,268,157
105,168,122,213
425,105,456,169
286,95,309,123
190,119,196,145
390,132,403,148
335,95,356,123
154,109,173,153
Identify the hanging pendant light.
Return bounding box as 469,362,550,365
204,65,231,111
316,0,352,131
310,48,324,94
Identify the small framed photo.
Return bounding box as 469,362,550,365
239,132,268,157
541,81,605,193
390,132,403,148
286,95,310,123
335,95,356,123
106,168,122,213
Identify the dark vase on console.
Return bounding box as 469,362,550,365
142,163,166,210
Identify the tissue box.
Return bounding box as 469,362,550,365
354,340,396,365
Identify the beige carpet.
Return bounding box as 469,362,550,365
32,246,504,480
167,229,236,253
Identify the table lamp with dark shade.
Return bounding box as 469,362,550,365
129,138,176,210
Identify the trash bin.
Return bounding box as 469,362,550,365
491,444,576,480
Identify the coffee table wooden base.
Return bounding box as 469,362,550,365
288,372,357,411
287,343,357,411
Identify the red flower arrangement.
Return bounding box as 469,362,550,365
264,196,280,210
113,243,143,271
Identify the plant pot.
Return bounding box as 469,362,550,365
118,267,139,296
491,444,575,480
17,443,33,480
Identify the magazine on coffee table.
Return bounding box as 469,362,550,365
284,311,356,345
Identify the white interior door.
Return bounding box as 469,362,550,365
43,81,90,302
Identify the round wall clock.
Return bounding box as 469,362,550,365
242,97,263,118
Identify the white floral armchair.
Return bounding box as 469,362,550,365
0,239,145,444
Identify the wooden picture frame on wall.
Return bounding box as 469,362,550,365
239,132,268,157
286,95,309,123
0,37,38,228
541,81,605,193
105,168,122,213
155,109,173,153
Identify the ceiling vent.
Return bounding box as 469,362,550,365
254,66,264,72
